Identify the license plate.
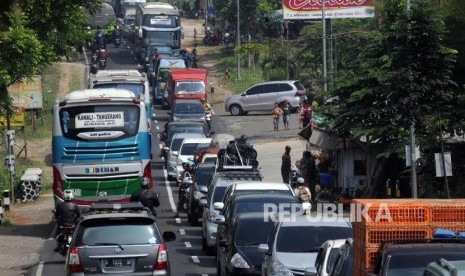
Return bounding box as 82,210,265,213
103,258,133,267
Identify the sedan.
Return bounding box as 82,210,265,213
169,100,206,122
187,163,216,226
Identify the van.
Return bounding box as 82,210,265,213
224,80,307,116
88,70,152,130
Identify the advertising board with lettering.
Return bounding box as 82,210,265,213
283,0,375,19
75,112,124,128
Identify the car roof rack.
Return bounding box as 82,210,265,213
84,202,152,214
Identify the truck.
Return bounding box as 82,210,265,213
163,68,208,109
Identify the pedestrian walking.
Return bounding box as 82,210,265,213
281,145,292,184
272,102,283,131
301,99,312,129
282,100,291,130
297,102,304,129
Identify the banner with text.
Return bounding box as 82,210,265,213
283,0,375,20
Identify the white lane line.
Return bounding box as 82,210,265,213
156,125,159,130
175,218,181,224
159,143,163,149
163,167,177,212
154,120,158,123
185,241,192,248
202,274,208,276
179,229,186,235
35,261,44,276
191,256,200,263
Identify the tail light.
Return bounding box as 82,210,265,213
53,166,63,199
294,91,304,97
68,247,83,273
155,243,168,270
143,163,153,189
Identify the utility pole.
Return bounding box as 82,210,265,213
236,0,241,80
322,0,327,92
406,0,417,198
286,21,289,80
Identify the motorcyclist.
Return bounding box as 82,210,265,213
95,25,105,47
130,177,160,217
54,190,80,251
175,162,194,217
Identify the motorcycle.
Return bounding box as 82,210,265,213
177,176,193,213
52,210,75,256
113,27,121,48
98,48,107,69
90,53,99,74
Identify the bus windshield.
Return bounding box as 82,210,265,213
145,30,179,48
93,83,145,99
59,105,140,141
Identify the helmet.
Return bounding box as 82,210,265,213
182,162,188,169
240,135,248,141
141,177,150,189
63,190,74,201
297,177,305,184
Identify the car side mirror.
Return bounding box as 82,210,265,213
218,239,228,248
199,198,207,207
241,92,246,96
213,202,224,211
257,243,269,255
304,267,318,276
162,231,176,242
200,186,208,193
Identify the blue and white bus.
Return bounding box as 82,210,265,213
52,89,152,206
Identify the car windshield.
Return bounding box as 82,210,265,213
212,186,227,204
203,157,217,164
233,197,297,216
175,81,205,94
276,226,352,253
327,248,341,273
75,219,158,245
385,252,465,276
235,219,274,246
174,103,205,113
171,138,184,151
168,127,205,141
195,169,215,187
180,142,210,155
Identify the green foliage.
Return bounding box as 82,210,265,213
324,0,459,159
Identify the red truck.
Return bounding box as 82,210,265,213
163,68,208,108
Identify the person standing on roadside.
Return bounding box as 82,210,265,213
297,102,304,129
281,145,292,184
282,100,291,130
272,102,283,131
301,99,312,129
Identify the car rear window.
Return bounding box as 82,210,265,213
277,226,352,253
235,219,274,246
75,218,159,245
293,81,306,91
171,138,184,151
386,252,465,275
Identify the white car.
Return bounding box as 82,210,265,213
175,137,212,179
258,217,352,276
166,133,205,180
305,239,347,276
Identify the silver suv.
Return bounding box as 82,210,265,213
224,80,307,116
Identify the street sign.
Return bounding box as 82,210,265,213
435,152,452,177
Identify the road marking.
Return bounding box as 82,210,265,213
159,143,163,149
185,241,192,248
202,274,208,276
163,167,177,212
179,229,185,235
35,261,44,276
154,120,158,123
175,217,181,224
191,256,200,263
156,125,159,130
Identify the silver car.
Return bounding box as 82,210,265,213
224,80,307,116
258,216,352,276
200,169,264,255
65,203,176,276
166,133,205,179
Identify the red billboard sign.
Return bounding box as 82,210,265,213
283,0,375,19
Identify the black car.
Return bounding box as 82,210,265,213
328,238,353,276
217,213,274,276
169,100,206,122
215,193,300,257
187,163,216,226
65,203,176,276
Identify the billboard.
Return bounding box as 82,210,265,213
0,108,25,127
8,76,43,110
283,0,375,19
